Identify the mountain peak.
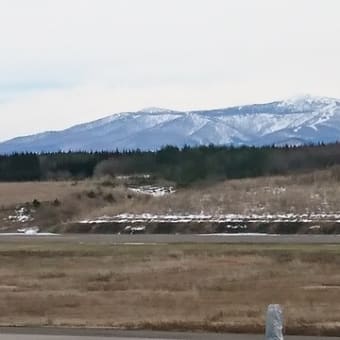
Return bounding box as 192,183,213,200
138,107,175,114
1,95,340,153
281,94,337,107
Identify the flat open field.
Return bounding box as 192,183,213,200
0,240,339,336
0,181,89,207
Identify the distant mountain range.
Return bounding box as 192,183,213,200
1,95,340,153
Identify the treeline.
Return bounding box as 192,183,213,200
0,152,113,182
1,143,340,185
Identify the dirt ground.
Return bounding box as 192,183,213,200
0,241,339,336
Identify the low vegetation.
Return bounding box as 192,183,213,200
1,167,340,234
0,241,339,336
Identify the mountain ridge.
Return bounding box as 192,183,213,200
1,95,340,153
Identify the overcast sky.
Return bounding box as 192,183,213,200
0,0,339,141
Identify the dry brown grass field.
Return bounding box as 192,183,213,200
1,168,340,230
0,181,90,207
93,169,340,217
0,241,339,336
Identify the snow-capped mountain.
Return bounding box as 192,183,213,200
1,95,340,153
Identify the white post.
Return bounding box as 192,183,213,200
265,304,284,340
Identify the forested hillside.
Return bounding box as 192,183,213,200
1,143,340,185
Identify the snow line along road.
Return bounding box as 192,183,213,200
79,212,340,224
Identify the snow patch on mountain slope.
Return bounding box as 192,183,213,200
138,107,177,114
279,94,338,109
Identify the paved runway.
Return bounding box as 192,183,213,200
0,328,333,339
1,233,340,244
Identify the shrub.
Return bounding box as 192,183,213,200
86,190,96,199
32,199,41,208
104,193,115,202
52,199,61,207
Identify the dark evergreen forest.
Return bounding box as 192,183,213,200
1,143,340,185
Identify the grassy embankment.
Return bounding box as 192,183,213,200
0,241,339,336
1,168,340,233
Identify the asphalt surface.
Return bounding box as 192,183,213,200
1,233,340,244
0,328,334,339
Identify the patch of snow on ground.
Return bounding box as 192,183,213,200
0,232,59,236
79,212,340,224
8,207,33,223
0,226,58,236
129,185,175,197
225,224,248,230
124,225,146,234
309,225,321,230
17,226,39,234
